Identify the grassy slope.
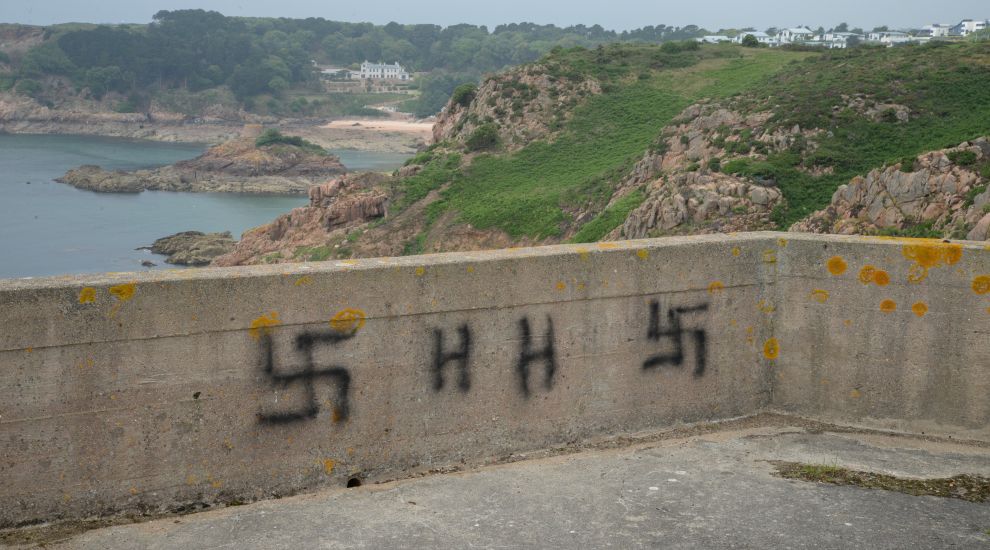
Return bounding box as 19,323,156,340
728,42,990,226
420,45,811,241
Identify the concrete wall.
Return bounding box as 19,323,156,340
770,233,990,439
0,234,776,528
1,232,988,527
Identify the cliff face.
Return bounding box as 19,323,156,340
432,65,601,151
56,138,346,195
792,139,990,241
211,173,389,266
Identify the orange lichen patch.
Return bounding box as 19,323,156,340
762,250,777,264
708,281,725,294
811,290,829,304
77,359,95,370
758,300,776,314
415,267,426,277
731,247,741,257
973,275,990,295
294,275,313,286
636,249,649,260
78,287,97,304
850,389,862,399
777,238,788,247
185,474,198,485
322,459,336,475
25,347,33,354
597,243,620,250
827,256,848,275
129,487,139,496
873,270,890,286
858,265,877,284
880,299,897,313
912,302,929,317
902,241,963,283
249,312,281,340
555,281,567,291
109,283,136,302
576,248,590,261
329,308,366,334
843,319,852,327
331,407,344,423
763,338,780,360
466,265,475,273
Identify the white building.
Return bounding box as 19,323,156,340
868,31,912,45
697,35,732,43
777,27,816,44
950,19,988,36
924,24,952,38
355,61,410,81
733,32,776,45
822,32,863,49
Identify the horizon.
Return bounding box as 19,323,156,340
1,1,987,32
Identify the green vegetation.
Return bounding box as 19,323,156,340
254,129,326,155
465,123,500,151
570,188,646,243
391,153,462,214
948,150,978,166
730,42,990,226
292,244,333,262
774,462,990,503
875,220,941,239
741,34,760,48
421,45,808,239
4,11,720,116
451,83,478,107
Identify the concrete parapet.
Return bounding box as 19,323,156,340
0,232,987,526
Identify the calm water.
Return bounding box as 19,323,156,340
0,134,410,279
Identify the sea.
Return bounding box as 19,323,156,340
0,134,410,279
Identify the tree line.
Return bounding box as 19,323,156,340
4,10,719,114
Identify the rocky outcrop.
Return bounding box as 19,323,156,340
212,173,389,266
147,231,237,266
620,172,781,238
433,66,601,150
792,139,990,240
56,137,346,195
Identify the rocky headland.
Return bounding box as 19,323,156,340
792,138,990,240
56,134,347,195
146,231,238,266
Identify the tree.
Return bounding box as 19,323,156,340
834,22,849,33
741,34,760,48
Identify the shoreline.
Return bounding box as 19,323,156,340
0,119,428,153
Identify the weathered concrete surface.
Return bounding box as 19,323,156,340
1,232,989,529
42,418,990,549
771,234,990,440
0,234,776,528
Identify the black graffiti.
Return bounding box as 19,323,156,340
644,301,708,377
517,316,558,397
432,324,472,392
257,331,353,425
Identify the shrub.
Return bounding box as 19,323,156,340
947,150,977,166
465,123,500,152
14,78,43,99
680,135,690,145
741,35,760,48
255,129,326,154
708,158,722,172
451,83,478,108
899,156,916,172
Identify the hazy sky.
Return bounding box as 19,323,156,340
2,0,986,30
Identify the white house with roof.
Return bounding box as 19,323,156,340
924,24,952,38
354,61,410,81
867,30,912,44
822,32,863,49
733,31,776,45
950,19,988,36
776,27,816,44
697,35,732,43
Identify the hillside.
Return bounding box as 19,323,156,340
216,41,990,266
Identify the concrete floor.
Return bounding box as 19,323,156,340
25,422,990,549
